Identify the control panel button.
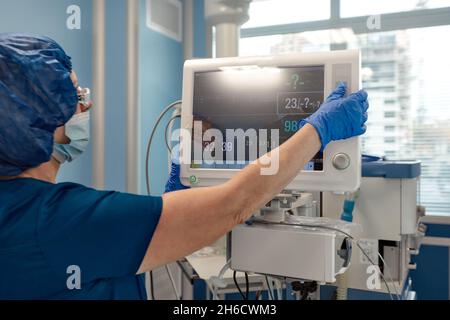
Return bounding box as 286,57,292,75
332,153,351,170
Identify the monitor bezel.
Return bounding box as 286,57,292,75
180,50,361,192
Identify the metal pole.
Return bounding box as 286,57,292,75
205,24,213,58
205,0,251,58
184,0,194,60
126,0,139,194
215,23,240,58
92,0,106,189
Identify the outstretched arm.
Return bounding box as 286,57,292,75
138,84,369,273
138,124,320,273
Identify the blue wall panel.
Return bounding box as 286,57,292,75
104,0,127,192
194,0,207,58
138,0,184,195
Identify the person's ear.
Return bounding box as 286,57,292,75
54,126,70,144
54,103,83,144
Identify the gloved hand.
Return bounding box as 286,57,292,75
165,161,190,193
299,83,369,151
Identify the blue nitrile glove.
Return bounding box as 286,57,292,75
165,162,190,193
299,83,369,151
165,147,191,193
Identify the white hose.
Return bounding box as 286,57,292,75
335,273,348,300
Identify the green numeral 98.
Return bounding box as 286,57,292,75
284,120,299,133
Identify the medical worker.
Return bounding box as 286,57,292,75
0,33,368,299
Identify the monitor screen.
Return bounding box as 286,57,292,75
191,65,325,171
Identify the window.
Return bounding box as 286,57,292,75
242,0,330,29
384,137,396,143
385,151,397,158
384,111,396,118
240,3,450,215
341,0,450,17
385,125,396,132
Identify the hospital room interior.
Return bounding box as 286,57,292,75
1,0,450,302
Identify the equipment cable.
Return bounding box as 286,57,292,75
145,100,182,300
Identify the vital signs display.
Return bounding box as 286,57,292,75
191,66,325,171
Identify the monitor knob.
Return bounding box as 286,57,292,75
332,153,351,170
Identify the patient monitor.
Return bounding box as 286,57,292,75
179,50,362,284
180,50,361,192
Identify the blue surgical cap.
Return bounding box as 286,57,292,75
0,33,78,176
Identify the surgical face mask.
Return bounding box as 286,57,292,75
53,112,90,164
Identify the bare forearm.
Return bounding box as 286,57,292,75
225,123,321,221
138,124,320,273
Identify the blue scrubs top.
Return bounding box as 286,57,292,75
0,178,163,300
